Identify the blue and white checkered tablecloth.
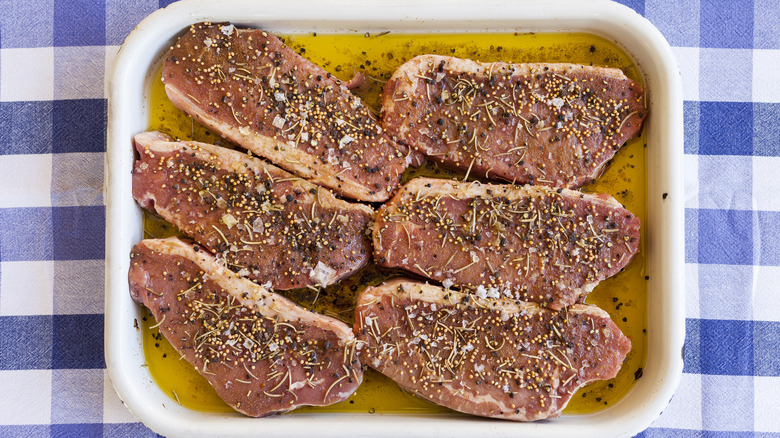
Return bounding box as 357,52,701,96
0,0,778,436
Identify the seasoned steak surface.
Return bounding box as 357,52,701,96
132,131,374,290
354,279,631,421
162,22,410,202
373,178,640,309
129,237,362,417
381,56,646,188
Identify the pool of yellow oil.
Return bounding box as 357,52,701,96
142,31,647,416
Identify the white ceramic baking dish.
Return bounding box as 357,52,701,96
105,0,684,436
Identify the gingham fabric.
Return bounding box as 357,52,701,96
0,0,777,436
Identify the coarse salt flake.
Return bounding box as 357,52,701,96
309,261,336,287
339,134,354,147
220,213,238,229
220,24,235,36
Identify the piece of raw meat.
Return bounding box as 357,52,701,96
129,237,363,417
373,178,640,309
162,22,410,202
381,56,646,188
132,131,373,290
354,278,631,421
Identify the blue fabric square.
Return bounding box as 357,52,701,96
697,209,752,265
754,321,780,376
754,0,780,49
0,316,53,370
754,103,780,156
0,2,54,49
614,0,645,15
703,430,760,437
103,423,162,437
0,208,54,262
698,264,752,320
700,319,753,375
53,260,104,315
646,0,700,47
756,211,780,266
51,369,103,423
0,102,54,155
50,423,102,438
51,153,105,207
52,206,105,261
684,318,701,374
52,314,105,369
700,0,754,49
53,46,106,100
53,0,105,47
637,429,704,437
0,425,50,438
106,0,158,45
699,102,753,156
684,101,700,154
158,0,179,7
52,99,107,154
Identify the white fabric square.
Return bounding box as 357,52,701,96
0,261,54,316
684,153,699,209
698,264,753,320
697,155,753,210
701,374,754,431
0,370,52,424
753,155,780,212
0,154,52,208
53,46,106,100
699,48,753,102
685,263,699,319
753,49,780,103
754,266,780,322
650,373,702,430
755,376,780,432
672,46,700,101
102,370,138,424
0,47,54,102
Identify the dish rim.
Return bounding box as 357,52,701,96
104,1,685,436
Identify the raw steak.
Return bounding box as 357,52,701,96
132,131,373,290
162,22,410,202
354,278,631,421
129,237,363,417
381,56,646,188
373,178,640,309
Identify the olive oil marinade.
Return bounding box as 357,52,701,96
143,31,647,415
